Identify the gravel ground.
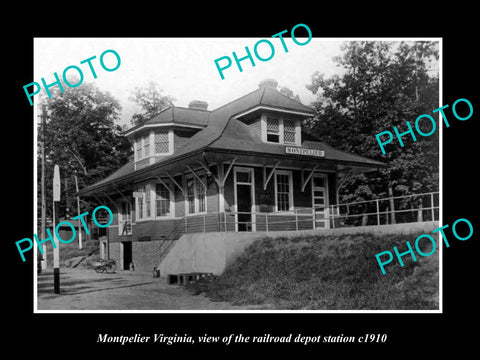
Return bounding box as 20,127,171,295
36,268,271,311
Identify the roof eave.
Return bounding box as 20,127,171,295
234,105,314,120
76,148,208,197
206,147,387,170
124,122,206,138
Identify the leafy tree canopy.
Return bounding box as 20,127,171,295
38,81,132,220
305,41,439,205
128,81,175,126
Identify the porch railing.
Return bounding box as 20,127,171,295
153,192,439,264
164,191,439,236
329,191,439,228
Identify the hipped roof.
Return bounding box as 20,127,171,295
124,106,210,137
78,86,385,196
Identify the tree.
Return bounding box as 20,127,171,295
38,81,132,222
305,41,439,222
128,81,174,126
258,78,278,88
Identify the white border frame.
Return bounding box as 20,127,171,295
33,37,443,314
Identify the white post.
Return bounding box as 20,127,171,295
376,199,380,226
331,205,335,229
53,165,61,294
295,209,298,231
40,105,48,270
431,193,435,221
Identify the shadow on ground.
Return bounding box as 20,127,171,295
37,269,158,296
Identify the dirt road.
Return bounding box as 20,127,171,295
36,268,269,311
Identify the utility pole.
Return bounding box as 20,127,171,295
40,104,47,270
74,172,82,249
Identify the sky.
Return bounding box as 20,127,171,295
34,37,345,127
33,37,440,128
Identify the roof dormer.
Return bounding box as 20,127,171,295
232,87,314,147
124,103,211,170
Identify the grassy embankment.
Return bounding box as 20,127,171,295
186,232,439,310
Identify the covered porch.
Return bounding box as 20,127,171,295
78,148,385,271
79,148,383,237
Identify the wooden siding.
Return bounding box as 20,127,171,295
224,165,330,211
104,165,337,246
248,117,262,140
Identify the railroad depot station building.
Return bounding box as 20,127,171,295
78,86,385,274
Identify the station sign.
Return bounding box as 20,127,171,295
285,146,325,157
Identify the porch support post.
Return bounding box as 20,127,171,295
92,194,104,237
221,157,237,187
92,194,103,238
263,162,280,190
217,163,225,213
301,165,319,192
101,193,120,260
217,158,237,224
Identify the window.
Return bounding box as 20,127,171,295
135,134,152,160
134,129,172,165
283,119,296,144
136,184,152,220
263,116,299,145
135,138,142,160
196,177,206,213
136,182,173,220
186,175,207,214
155,183,171,217
137,185,145,219
236,170,252,183
186,177,196,214
155,130,169,154
145,184,151,217
274,171,293,212
143,135,150,158
266,117,280,143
